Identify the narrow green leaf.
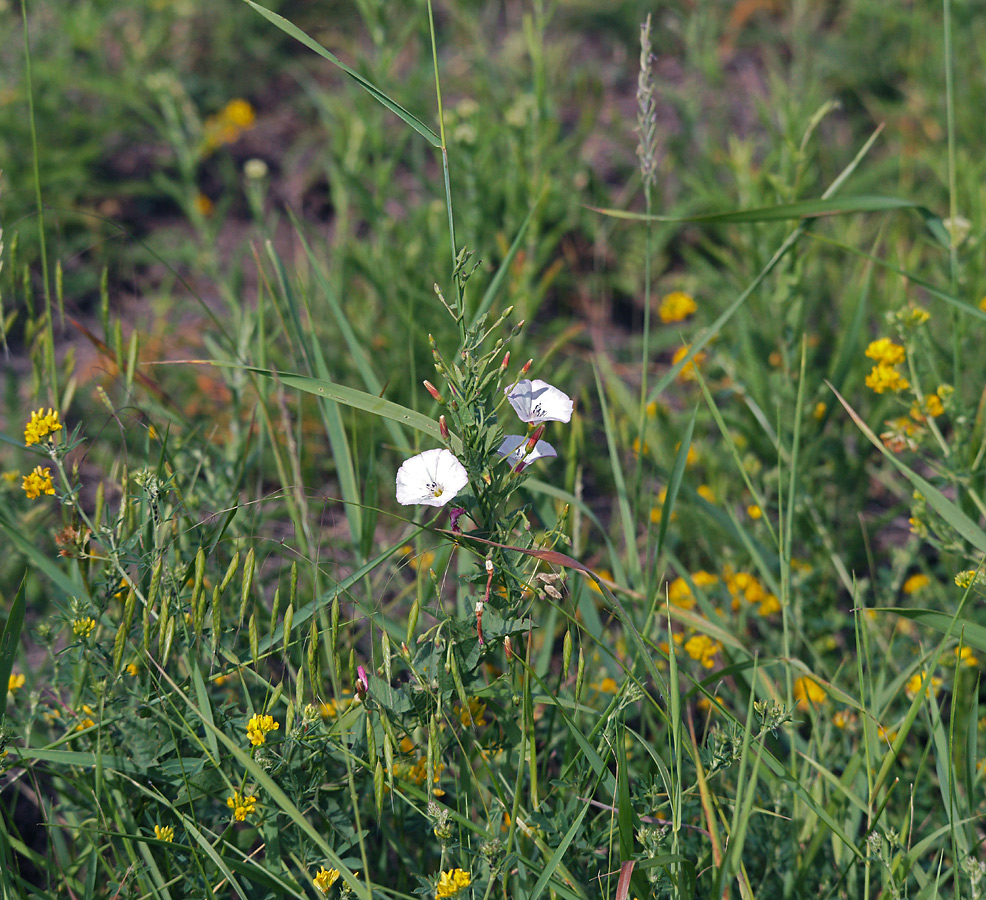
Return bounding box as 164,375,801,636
242,1,441,147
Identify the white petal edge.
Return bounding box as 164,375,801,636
496,435,558,465
504,379,573,424
396,448,469,507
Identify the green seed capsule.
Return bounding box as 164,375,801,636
160,617,176,668
308,620,320,689
366,714,376,761
563,630,573,678
219,551,240,594
406,598,419,646
575,647,586,702
374,760,384,817
239,548,255,625
249,613,259,669
282,603,294,658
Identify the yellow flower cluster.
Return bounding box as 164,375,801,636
657,291,697,324
864,338,909,394
73,617,96,638
456,697,488,728
313,867,340,894
793,676,826,709
227,790,258,821
902,573,930,595
392,756,444,791
203,98,256,151
154,824,174,842
683,634,721,669
723,566,780,616
955,645,979,667
435,868,472,899
671,344,706,383
8,673,25,694
22,466,55,499
905,670,942,699
24,408,62,445
76,705,97,731
246,713,279,747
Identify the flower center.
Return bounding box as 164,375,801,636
428,480,444,497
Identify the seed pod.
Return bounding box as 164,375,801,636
147,557,164,610
294,661,305,706
383,732,394,787
122,588,136,634
239,547,255,625
382,631,392,685
406,598,419,646
112,620,128,672
219,551,240,594
348,648,356,691
284,698,295,735
366,714,376,761
562,630,572,677
210,585,221,656
160,617,176,668
575,647,586,702
269,681,283,711
249,614,259,669
142,596,151,654
374,760,384,818
94,481,105,530
269,586,280,639
307,620,320,689
192,546,205,612
290,561,298,607
449,650,469,714
282,603,294,658
331,596,340,648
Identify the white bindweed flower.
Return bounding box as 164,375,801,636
395,449,469,507
505,379,573,424
497,435,557,467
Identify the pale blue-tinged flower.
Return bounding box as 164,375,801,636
497,435,557,468
505,379,573,424
396,449,469,507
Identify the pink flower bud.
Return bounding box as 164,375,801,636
521,358,533,375
439,415,449,440
500,351,510,371
423,380,443,403
526,425,545,452
355,665,369,700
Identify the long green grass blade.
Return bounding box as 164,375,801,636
242,1,441,147
0,578,25,725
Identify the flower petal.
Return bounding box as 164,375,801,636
504,379,573,424
396,448,469,507
496,435,557,465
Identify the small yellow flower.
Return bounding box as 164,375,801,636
865,338,906,367
955,645,979,668
595,677,619,694
691,570,718,587
193,192,214,217
757,592,781,616
865,364,909,394
456,697,488,728
747,504,762,520
793,675,827,709
813,401,827,420
683,634,721,669
222,98,256,128
246,713,279,747
313,867,340,894
125,662,139,677
924,393,944,417
435,868,472,899
73,617,96,639
905,670,942,699
657,291,697,324
979,295,986,314
832,709,856,730
226,790,258,821
8,673,25,694
955,570,980,589
154,824,174,842
697,484,716,503
667,578,695,610
75,705,97,731
671,344,706,383
22,466,55,499
902,573,931,595
23,408,63,446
